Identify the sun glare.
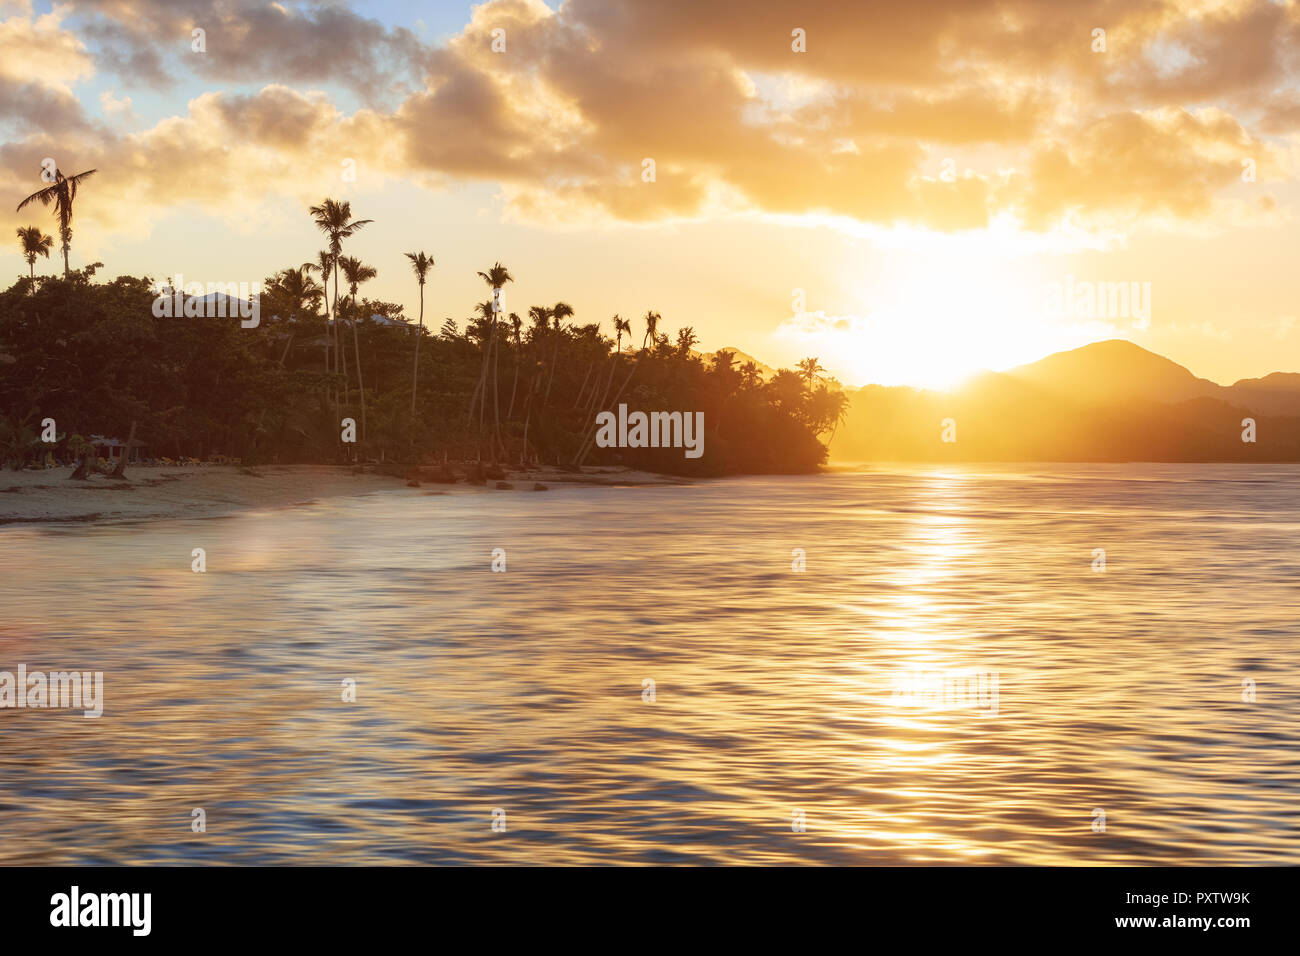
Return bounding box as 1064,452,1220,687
815,234,1108,389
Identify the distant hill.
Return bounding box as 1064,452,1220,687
1004,339,1222,405
831,339,1300,462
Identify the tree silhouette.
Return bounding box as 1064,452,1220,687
308,199,372,415
405,251,434,419
15,226,53,279
797,357,825,386
16,166,97,276
338,255,377,440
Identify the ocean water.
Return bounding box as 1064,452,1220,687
1,464,1298,865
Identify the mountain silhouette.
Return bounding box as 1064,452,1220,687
1004,339,1221,405
830,339,1300,461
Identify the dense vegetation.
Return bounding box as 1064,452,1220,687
1,198,847,477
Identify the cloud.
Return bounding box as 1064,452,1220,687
68,0,430,101
2,0,1296,238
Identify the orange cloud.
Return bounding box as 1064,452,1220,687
2,0,1294,238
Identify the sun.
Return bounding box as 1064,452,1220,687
808,232,1098,389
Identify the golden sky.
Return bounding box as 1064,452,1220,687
3,0,1298,387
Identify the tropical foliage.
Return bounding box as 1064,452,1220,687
0,194,846,475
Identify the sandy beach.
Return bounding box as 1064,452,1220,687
0,463,688,525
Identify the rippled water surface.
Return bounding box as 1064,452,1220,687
2,464,1298,864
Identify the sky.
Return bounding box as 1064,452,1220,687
2,0,1299,388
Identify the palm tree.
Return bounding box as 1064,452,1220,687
16,166,97,276
338,255,377,441
308,199,372,391
518,306,551,464
467,298,496,426
797,357,825,387
641,309,661,351
527,305,550,331
592,314,632,414
614,315,631,355
506,312,523,417
543,301,574,407
268,264,323,364
472,262,513,456
271,264,323,317
405,251,434,419
306,250,335,381
15,226,53,280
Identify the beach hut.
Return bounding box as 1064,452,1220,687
89,434,147,465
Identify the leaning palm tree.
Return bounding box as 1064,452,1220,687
405,251,434,419
16,166,97,276
338,255,378,441
308,199,372,390
15,226,53,279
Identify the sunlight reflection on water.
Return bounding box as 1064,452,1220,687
1,464,1298,864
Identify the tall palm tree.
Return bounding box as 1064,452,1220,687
405,251,434,419
308,199,372,390
467,299,496,425
472,262,513,456
16,166,97,276
506,312,523,417
306,250,335,381
15,226,53,279
543,301,574,407
518,306,551,464
338,255,377,441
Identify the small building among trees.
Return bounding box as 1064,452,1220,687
89,434,146,465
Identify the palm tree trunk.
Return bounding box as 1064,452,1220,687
491,317,502,460
543,334,561,408
411,283,424,419
507,349,521,418
594,351,619,415
110,421,138,479
520,375,535,465
573,362,593,408
468,317,493,426
350,297,366,441
322,288,331,381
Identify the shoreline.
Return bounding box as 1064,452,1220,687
0,463,692,527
